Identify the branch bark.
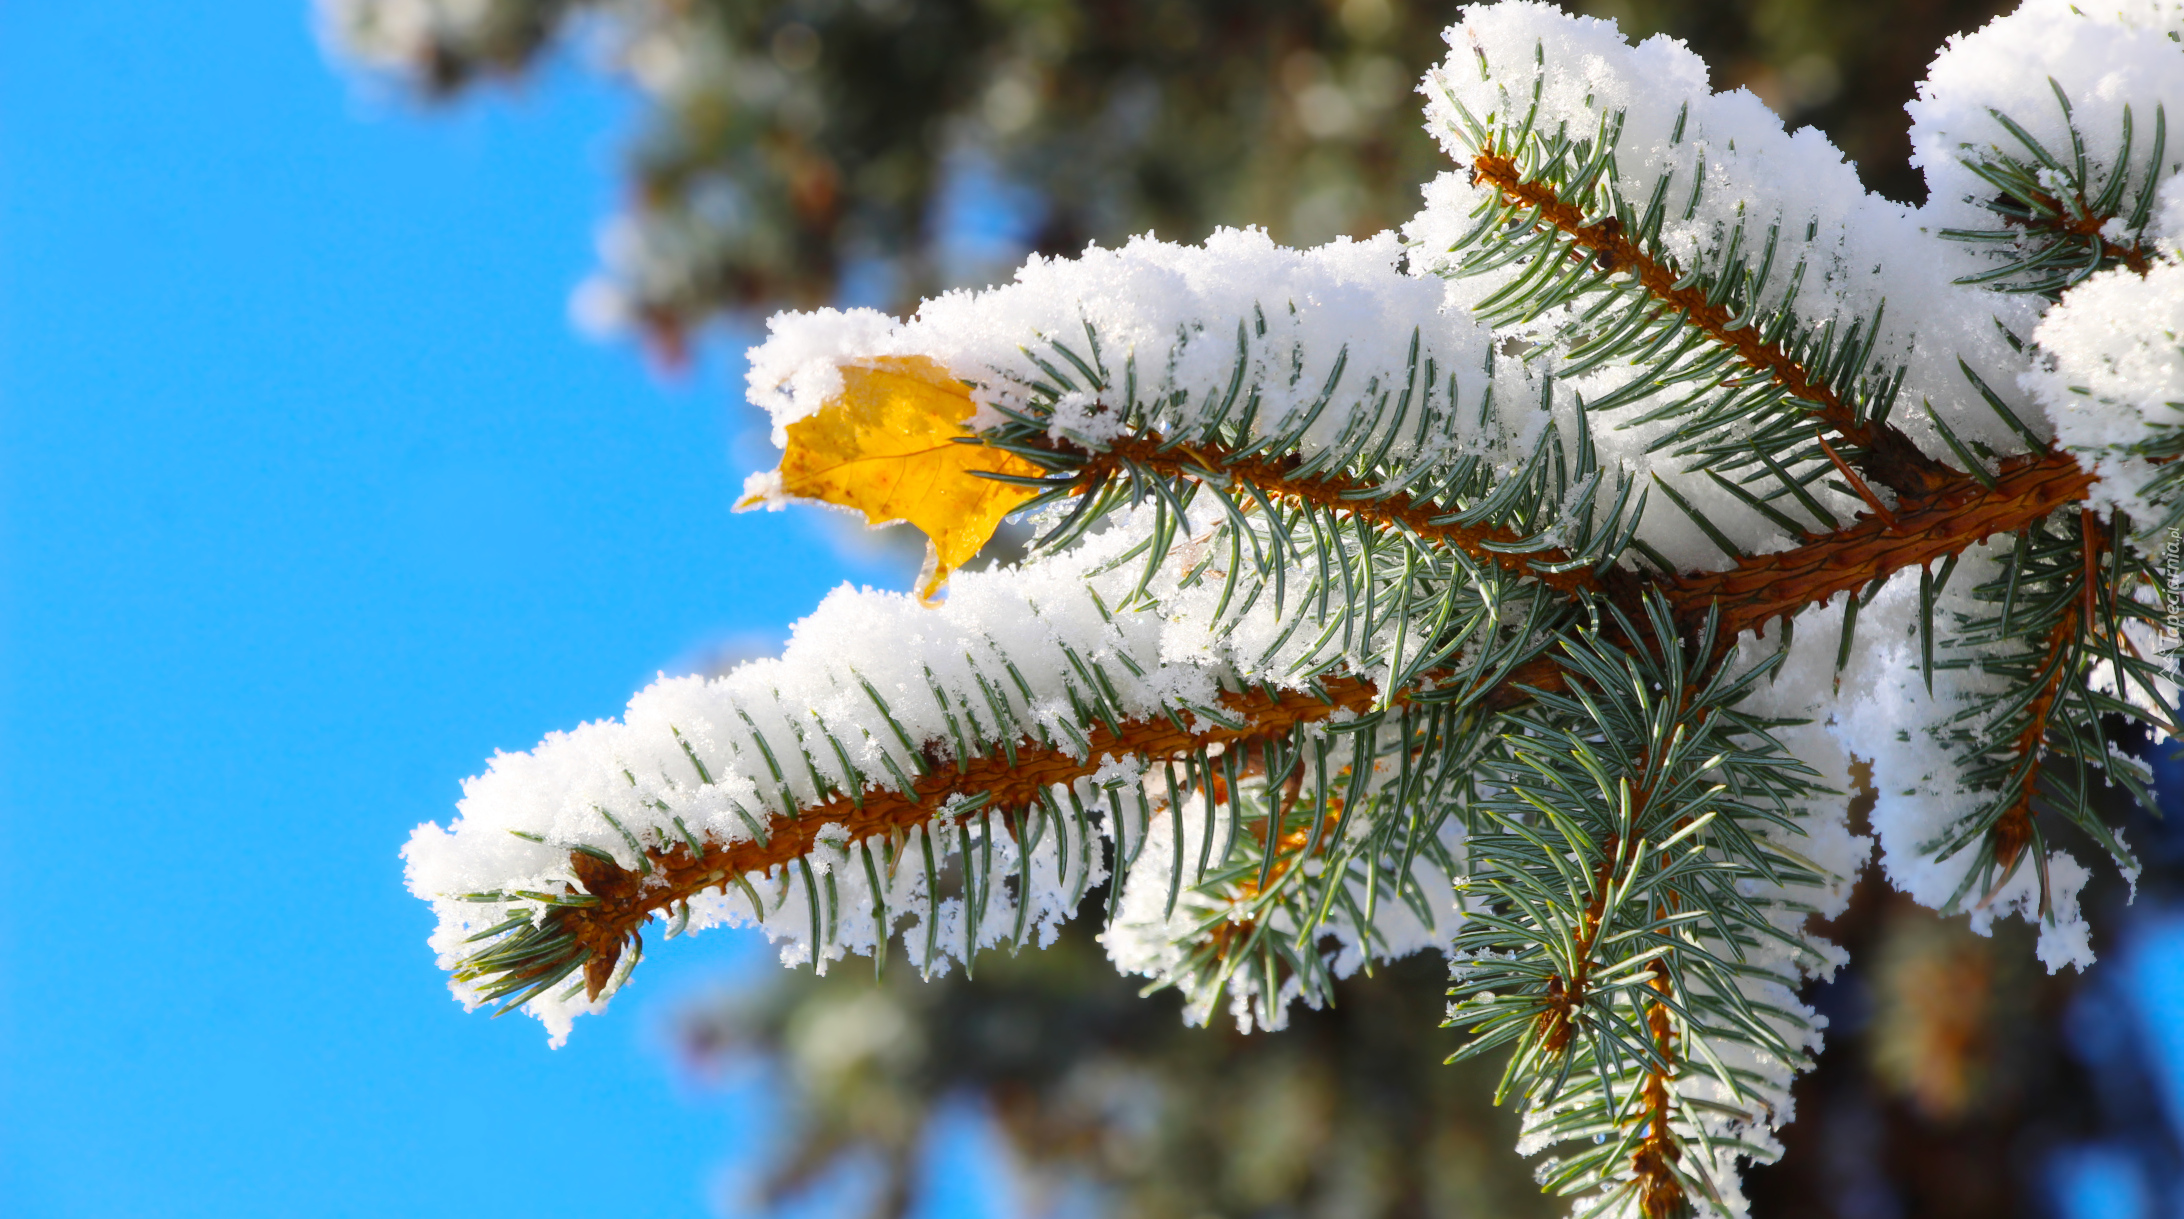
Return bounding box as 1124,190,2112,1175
1667,449,2094,642
558,674,1392,996
1470,151,1958,500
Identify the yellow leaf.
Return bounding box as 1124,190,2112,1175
752,355,1041,603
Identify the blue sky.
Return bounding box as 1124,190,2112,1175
6,5,2184,1219
0,4,973,1217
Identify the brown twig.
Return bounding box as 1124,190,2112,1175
1814,431,1892,524
2007,200,2153,278
1987,606,2078,887
1984,509,2104,891
1080,434,1606,596
1633,953,1685,1219
1666,450,2094,646
1534,832,1626,1055
555,674,1393,997
1469,152,1957,500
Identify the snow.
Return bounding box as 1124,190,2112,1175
2026,254,2184,530
745,227,1512,465
1909,0,2184,274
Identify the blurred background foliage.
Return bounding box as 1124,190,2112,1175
328,0,2184,1214
670,786,2184,1219
678,901,1552,1219
334,0,2007,355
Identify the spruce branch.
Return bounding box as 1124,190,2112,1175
1464,151,1955,500
1108,693,1511,1028
480,673,1396,1005
1917,502,2167,919
1077,432,1608,595
951,312,1639,610
1668,449,2093,644
1116,442,2120,1032
1935,95,2168,297
1450,597,1831,1219
463,434,2106,1019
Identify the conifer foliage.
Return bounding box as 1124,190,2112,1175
400,3,2184,1214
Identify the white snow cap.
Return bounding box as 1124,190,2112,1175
1910,0,2184,258
2027,254,2184,527
746,227,1497,454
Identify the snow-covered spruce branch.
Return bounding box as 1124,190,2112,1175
1450,147,1959,501
426,422,2092,1030
1452,598,1831,1219
1018,430,1607,595
1409,4,2042,510
1405,0,2179,962
459,665,1405,1018
1911,0,2183,298
405,3,2184,1214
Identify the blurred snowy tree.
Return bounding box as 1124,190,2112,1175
325,0,2009,353
676,894,1554,1218
337,1,2184,1215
